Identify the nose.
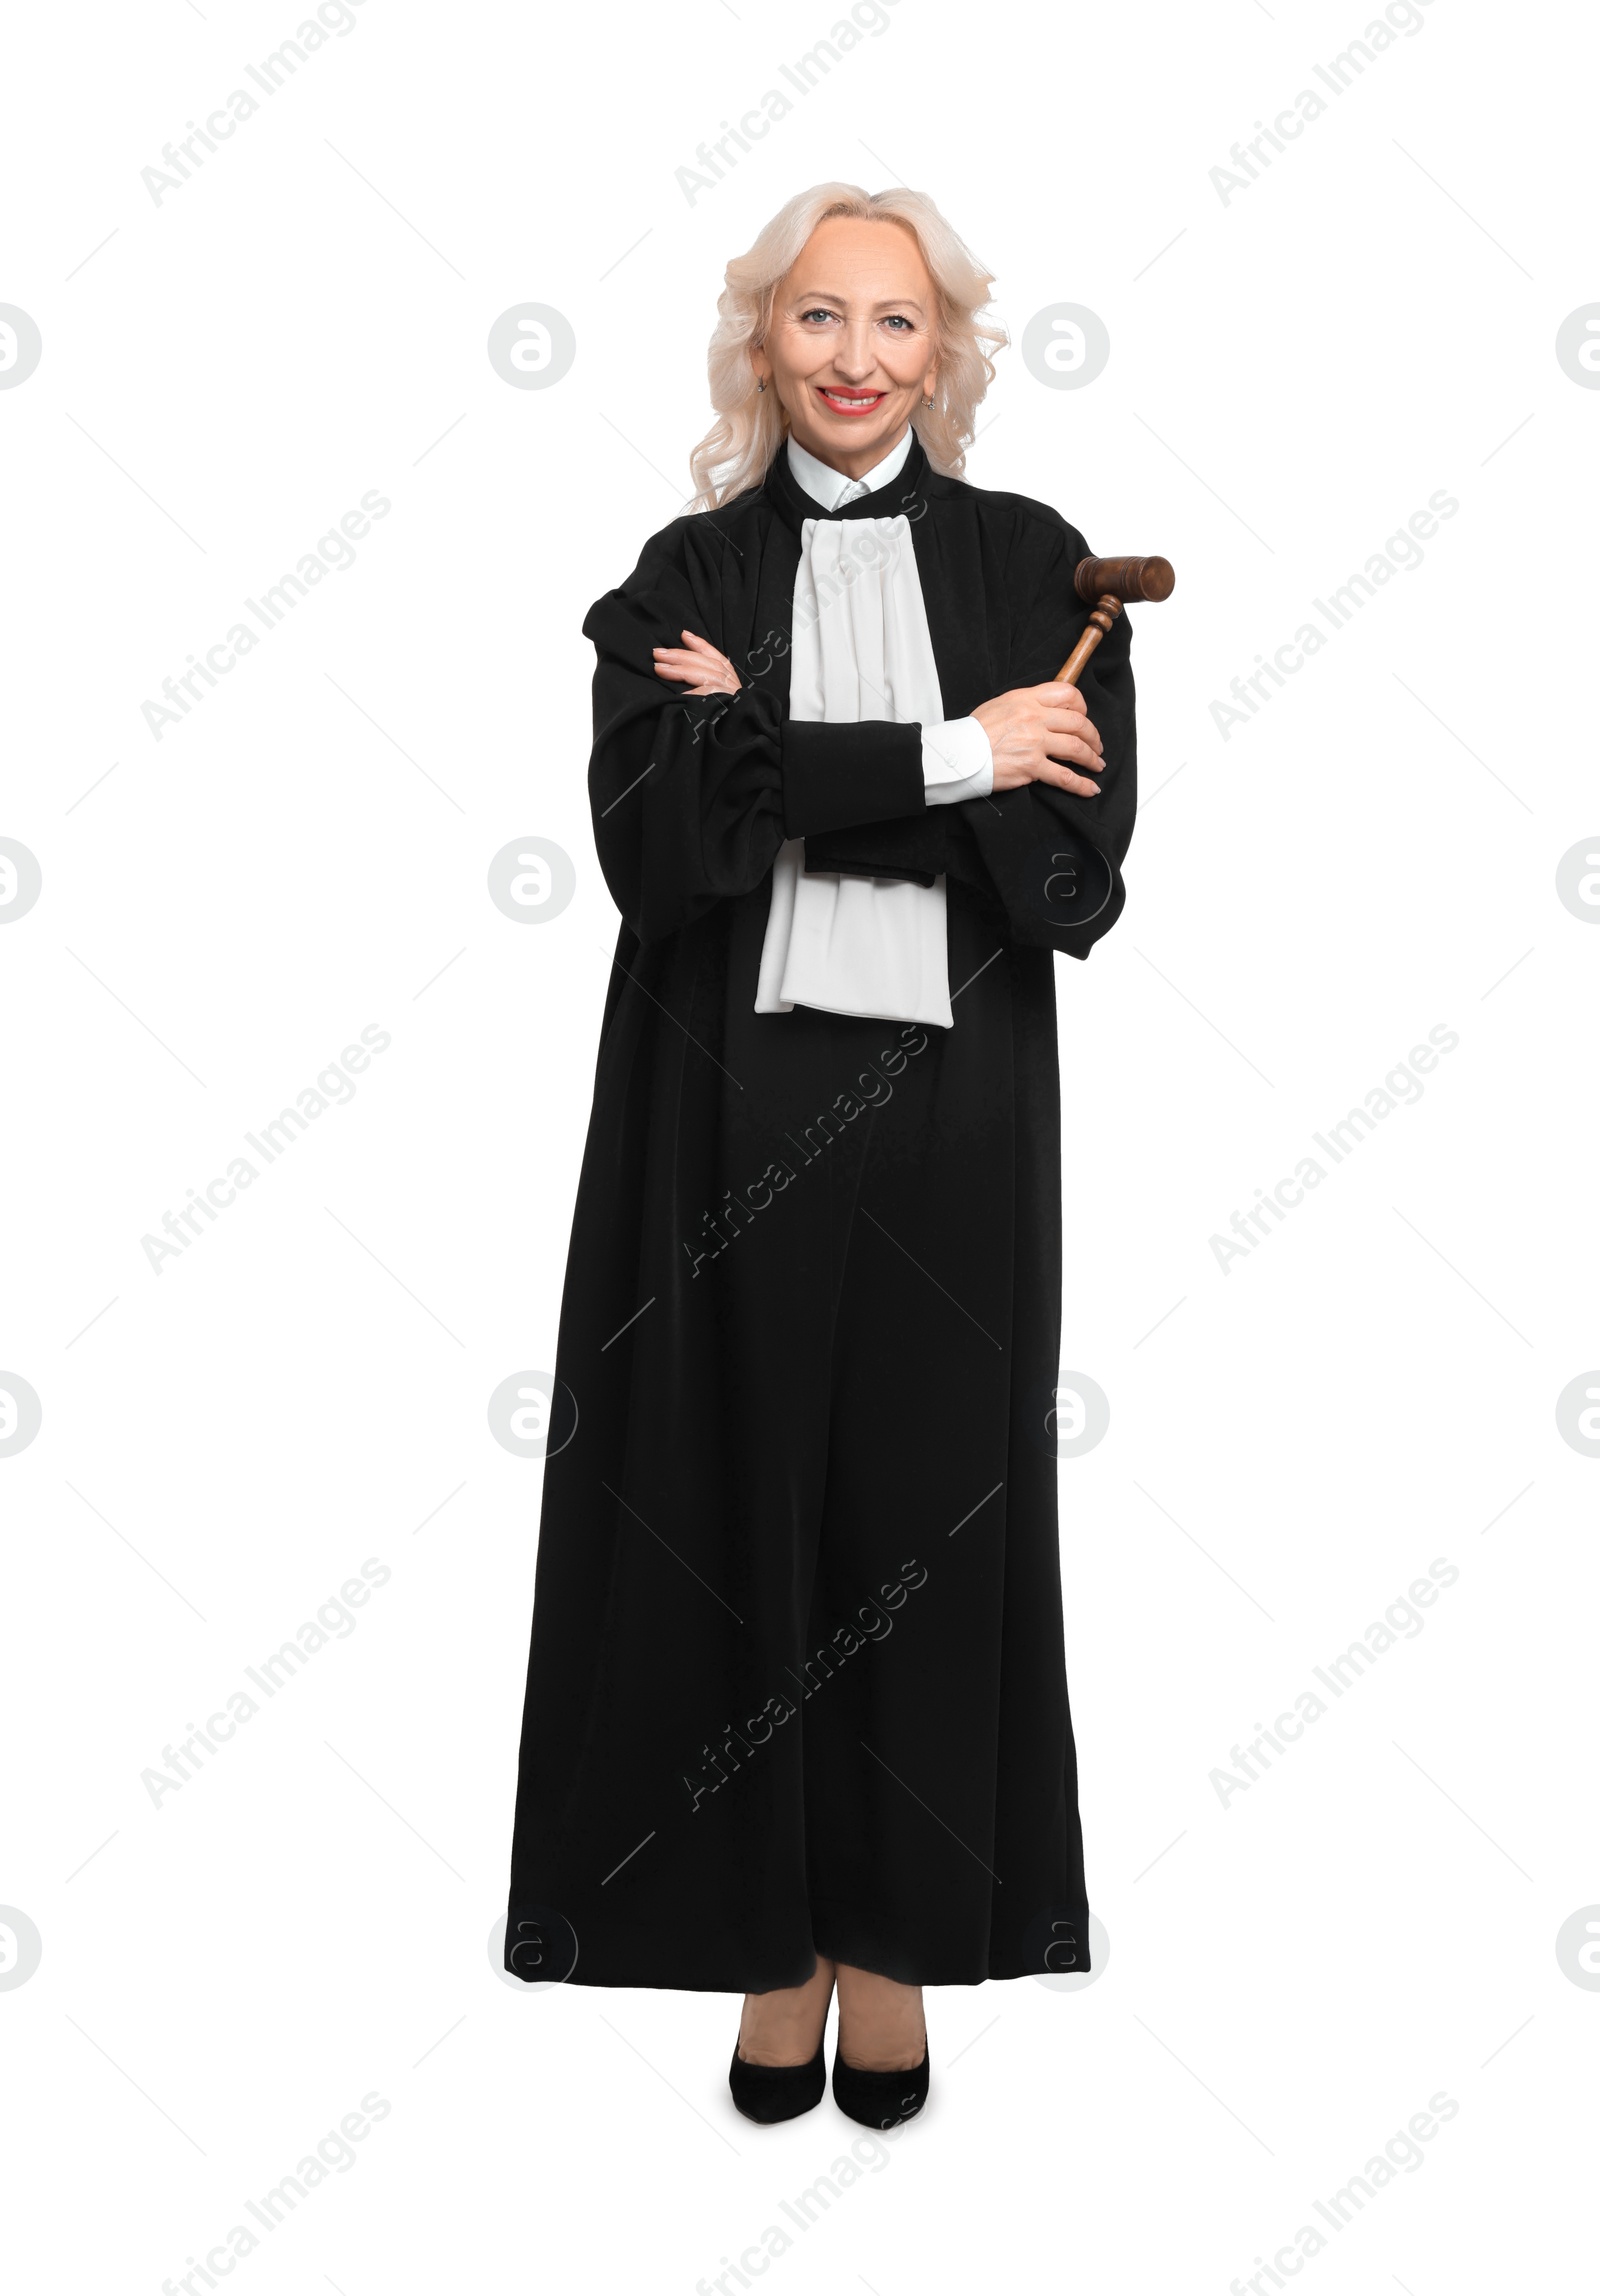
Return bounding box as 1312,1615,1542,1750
829,321,879,382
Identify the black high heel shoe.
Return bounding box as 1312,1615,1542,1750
831,2040,930,2129
728,2037,827,2124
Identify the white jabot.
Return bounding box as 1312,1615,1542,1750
754,429,993,1028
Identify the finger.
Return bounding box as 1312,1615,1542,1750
1042,735,1104,771
659,633,714,666
655,663,733,689
655,660,737,694
1041,711,1102,751
1032,760,1102,796
1033,681,1087,710
678,632,738,680
655,647,731,677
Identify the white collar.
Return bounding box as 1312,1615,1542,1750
785,424,914,512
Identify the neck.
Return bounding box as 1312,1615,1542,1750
789,421,911,485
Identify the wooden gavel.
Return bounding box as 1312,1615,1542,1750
1057,555,1175,684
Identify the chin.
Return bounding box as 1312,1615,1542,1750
824,421,897,449
802,405,906,454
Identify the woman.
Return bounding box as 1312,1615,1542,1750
504,183,1137,2129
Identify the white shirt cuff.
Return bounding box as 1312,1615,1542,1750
920,716,993,807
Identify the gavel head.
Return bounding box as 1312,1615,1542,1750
1073,554,1175,605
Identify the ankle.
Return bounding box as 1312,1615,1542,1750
833,1965,926,2072
737,1959,836,2065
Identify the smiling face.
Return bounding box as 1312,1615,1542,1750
751,214,940,482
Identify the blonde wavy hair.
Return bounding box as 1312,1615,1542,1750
688,183,1006,512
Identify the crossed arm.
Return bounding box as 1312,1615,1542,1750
651,632,1106,799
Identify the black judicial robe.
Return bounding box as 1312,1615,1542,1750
504,432,1136,1994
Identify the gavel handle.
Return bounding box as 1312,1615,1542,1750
1057,595,1123,687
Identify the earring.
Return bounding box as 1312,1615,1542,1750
756,378,766,392
922,394,934,407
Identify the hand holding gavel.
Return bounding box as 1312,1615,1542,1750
655,554,1175,797
972,682,1104,795
973,554,1174,796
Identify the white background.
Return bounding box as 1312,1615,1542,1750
2,0,1596,2288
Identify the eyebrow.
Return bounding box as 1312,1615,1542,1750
788,290,927,314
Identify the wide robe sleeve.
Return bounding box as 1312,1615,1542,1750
967,506,1136,957
585,521,929,947
804,503,1139,961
